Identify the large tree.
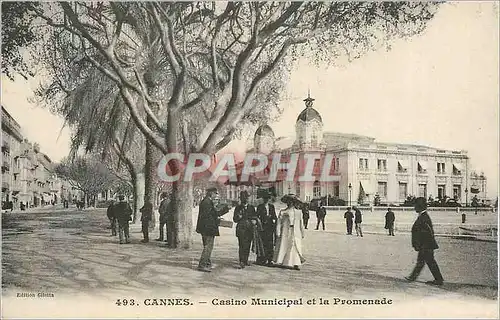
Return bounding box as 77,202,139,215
30,2,440,248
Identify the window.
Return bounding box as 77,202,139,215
287,185,292,194
397,161,408,173
377,181,387,197
313,181,321,198
334,183,340,197
418,184,427,198
336,158,340,171
359,158,368,171
295,183,300,197
418,162,427,173
453,184,461,200
452,164,462,175
437,162,445,174
437,184,446,199
377,159,387,171
398,182,407,200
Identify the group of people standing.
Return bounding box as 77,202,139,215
195,188,306,272
343,206,364,236
106,192,175,246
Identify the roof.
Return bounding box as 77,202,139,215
296,107,322,123
254,124,275,137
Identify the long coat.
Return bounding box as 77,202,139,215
411,211,439,251
384,210,395,229
256,203,277,231
316,207,326,219
114,201,132,225
233,203,258,238
196,197,228,237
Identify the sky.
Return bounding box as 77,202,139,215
1,2,498,198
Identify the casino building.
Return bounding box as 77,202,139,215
224,94,485,206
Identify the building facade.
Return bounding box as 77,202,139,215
1,106,66,209
223,95,486,206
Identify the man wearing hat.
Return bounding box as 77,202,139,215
115,195,133,244
195,187,230,272
256,190,277,266
344,207,354,235
405,197,444,285
233,190,260,269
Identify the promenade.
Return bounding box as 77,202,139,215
1,205,498,318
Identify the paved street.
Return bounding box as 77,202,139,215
2,206,498,318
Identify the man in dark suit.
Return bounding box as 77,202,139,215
385,207,395,236
106,200,117,236
344,207,354,235
256,191,277,266
195,187,230,272
140,202,153,243
301,203,310,229
157,192,172,244
233,191,259,269
405,197,444,285
353,206,363,237
315,202,327,230
115,195,133,244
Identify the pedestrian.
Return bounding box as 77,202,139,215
195,187,230,272
140,202,153,243
405,197,444,285
344,207,354,235
256,190,277,266
156,192,170,243
115,195,133,244
353,206,363,237
273,194,305,270
385,207,395,236
301,203,310,229
233,191,261,269
315,202,326,230
106,199,117,236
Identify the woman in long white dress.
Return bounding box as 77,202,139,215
273,194,305,270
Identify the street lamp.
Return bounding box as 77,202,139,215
348,183,352,207
465,188,468,207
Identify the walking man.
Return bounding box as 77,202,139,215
385,207,395,236
256,191,277,266
353,206,363,237
301,203,310,229
315,202,326,230
140,202,153,243
157,192,171,243
115,195,133,244
405,197,444,285
344,207,354,235
234,191,259,268
107,199,117,236
195,188,230,272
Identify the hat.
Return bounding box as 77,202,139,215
206,187,218,193
414,197,427,212
281,194,301,205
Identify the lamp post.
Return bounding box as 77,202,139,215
465,188,468,207
348,183,352,207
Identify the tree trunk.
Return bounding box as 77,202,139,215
136,172,145,224
172,181,194,249
131,173,139,223
144,132,156,231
